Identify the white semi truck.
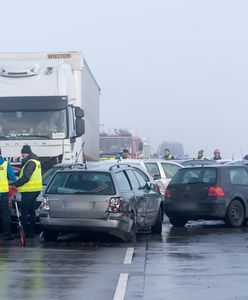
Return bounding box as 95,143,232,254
0,51,100,171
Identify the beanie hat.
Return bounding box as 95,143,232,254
21,145,32,154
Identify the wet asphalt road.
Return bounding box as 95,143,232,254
1,221,248,300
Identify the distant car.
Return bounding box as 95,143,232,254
164,165,248,227
116,159,183,195
39,163,164,241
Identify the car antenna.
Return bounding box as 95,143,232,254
71,142,86,169
82,142,87,170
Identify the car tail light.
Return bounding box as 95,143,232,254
208,186,225,197
108,197,123,212
41,196,50,211
164,188,172,198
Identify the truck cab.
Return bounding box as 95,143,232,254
0,52,100,172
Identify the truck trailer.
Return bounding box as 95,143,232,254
0,51,100,171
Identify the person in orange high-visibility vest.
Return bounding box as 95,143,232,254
0,148,16,240
11,145,42,238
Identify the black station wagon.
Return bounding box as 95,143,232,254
164,165,248,227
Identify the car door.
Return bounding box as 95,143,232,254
125,169,147,227
228,167,248,211
144,162,164,194
114,171,135,216
133,169,158,226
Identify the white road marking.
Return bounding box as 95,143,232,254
123,247,134,264
113,273,129,300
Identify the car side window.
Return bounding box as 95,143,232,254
133,168,150,182
133,170,147,189
229,168,248,185
125,170,140,190
161,163,181,178
115,171,132,192
145,163,161,179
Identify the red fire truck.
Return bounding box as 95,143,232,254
100,129,147,160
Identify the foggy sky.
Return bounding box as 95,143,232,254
1,0,248,158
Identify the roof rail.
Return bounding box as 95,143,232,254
109,163,132,171
68,163,85,169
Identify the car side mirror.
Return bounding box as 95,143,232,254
147,182,158,192
153,174,161,180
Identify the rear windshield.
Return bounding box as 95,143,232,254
46,171,116,195
160,162,182,178
170,168,217,184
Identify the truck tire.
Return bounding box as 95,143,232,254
43,230,58,242
169,217,187,227
151,206,163,234
225,199,245,228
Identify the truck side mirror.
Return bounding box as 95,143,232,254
75,107,84,118
76,118,85,137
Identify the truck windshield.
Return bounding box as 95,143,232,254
0,110,67,140
100,138,132,154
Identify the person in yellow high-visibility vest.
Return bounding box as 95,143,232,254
11,145,42,238
163,148,174,160
0,148,16,240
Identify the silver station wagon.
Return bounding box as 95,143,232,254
39,163,164,241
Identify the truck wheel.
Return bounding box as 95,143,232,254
151,206,163,234
169,217,187,227
43,230,58,242
225,199,245,228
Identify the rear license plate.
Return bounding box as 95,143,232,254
63,202,94,210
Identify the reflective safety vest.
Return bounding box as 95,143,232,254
0,161,8,193
165,154,174,160
19,159,42,192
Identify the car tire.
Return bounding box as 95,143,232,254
128,213,137,242
42,230,58,242
151,206,163,234
169,217,187,227
225,199,245,228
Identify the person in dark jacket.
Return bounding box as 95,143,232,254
116,149,129,160
0,148,16,240
12,145,42,238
